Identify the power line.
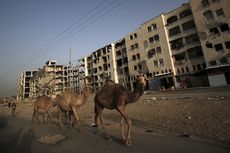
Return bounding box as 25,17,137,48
0,0,124,80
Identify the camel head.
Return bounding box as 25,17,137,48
136,74,147,87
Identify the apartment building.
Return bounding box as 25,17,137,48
85,44,117,92
17,70,37,99
139,14,175,90
74,1,230,92
190,0,230,86
17,60,77,100
164,3,208,88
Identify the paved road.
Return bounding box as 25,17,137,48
0,115,229,153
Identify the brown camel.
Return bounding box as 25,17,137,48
32,95,60,123
57,77,90,129
94,75,146,147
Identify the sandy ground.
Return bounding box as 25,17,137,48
1,86,230,145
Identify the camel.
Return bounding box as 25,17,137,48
94,75,146,147
32,95,60,123
57,77,90,129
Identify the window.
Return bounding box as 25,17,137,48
147,24,157,32
187,46,203,59
181,67,185,73
215,9,225,17
202,0,210,7
177,68,181,74
159,59,164,66
147,48,156,58
182,20,195,31
210,60,217,66
132,55,136,61
175,52,186,61
185,34,199,44
203,10,214,21
186,66,189,72
202,63,206,69
136,53,140,59
214,43,223,51
134,65,137,70
149,37,154,43
170,38,183,49
210,27,219,34
167,16,178,25
179,9,192,19
138,64,142,70
156,46,162,54
129,33,137,40
169,26,181,36
225,41,230,49
220,24,230,32
193,65,196,71
154,34,159,42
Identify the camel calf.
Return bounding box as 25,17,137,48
32,95,60,123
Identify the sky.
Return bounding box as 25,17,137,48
0,0,188,98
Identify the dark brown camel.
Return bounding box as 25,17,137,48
57,77,90,129
94,75,146,147
32,95,60,123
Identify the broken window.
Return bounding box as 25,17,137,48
169,26,181,36
225,41,230,49
210,27,219,34
220,23,230,32
167,16,178,25
147,48,156,59
202,63,206,69
136,53,140,59
179,9,192,19
147,23,157,32
202,0,210,7
186,66,189,72
182,20,195,31
215,8,225,17
210,60,217,66
132,55,136,61
116,50,121,56
175,52,186,61
206,41,213,48
138,64,142,70
134,65,137,70
185,34,199,44
116,59,122,67
214,43,223,51
149,37,154,43
154,34,159,42
170,37,183,50
187,46,203,59
159,59,164,66
197,64,202,71
123,57,128,64
156,46,162,54
203,10,214,21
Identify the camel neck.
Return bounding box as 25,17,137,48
127,84,145,104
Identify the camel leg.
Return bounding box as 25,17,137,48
117,106,132,147
46,110,54,124
97,107,111,141
32,107,37,123
57,106,63,128
71,107,81,131
120,117,126,141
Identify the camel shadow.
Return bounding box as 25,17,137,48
0,128,36,153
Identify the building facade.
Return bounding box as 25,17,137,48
190,0,230,86
17,60,77,99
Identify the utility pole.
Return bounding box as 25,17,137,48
69,48,72,89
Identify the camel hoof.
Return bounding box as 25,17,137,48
124,139,132,147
